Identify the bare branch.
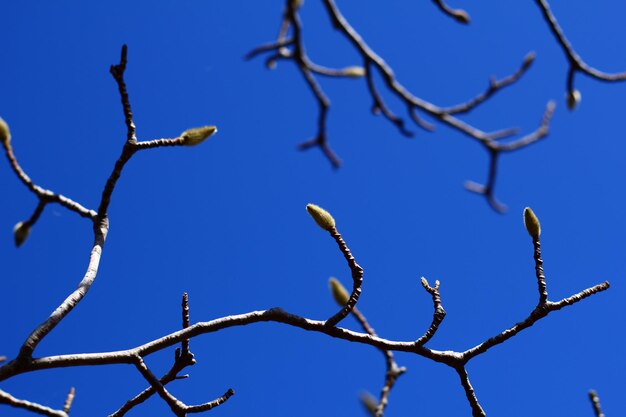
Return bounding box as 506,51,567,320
535,0,626,84
109,44,137,144
62,388,75,414
133,355,234,416
1,131,96,221
350,307,406,417
249,0,554,210
441,52,536,115
416,278,446,346
325,226,364,327
431,0,471,24
588,390,606,417
455,366,486,417
109,349,196,417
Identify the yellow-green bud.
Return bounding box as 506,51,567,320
306,204,335,231
329,277,350,306
0,117,10,147
523,207,541,239
343,66,366,78
181,126,217,146
566,89,581,110
13,221,31,247
359,392,378,416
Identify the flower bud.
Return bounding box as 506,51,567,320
13,221,31,247
359,392,378,416
0,117,10,147
343,66,366,78
329,277,350,306
523,207,541,239
566,89,581,110
181,126,217,146
306,204,335,231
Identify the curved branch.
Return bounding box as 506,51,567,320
535,0,626,83
0,389,68,417
431,0,471,24
325,226,364,327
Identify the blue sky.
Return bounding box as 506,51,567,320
1,1,625,416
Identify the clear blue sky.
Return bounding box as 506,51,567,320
1,1,624,416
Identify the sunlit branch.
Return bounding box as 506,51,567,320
0,388,68,417
588,390,606,417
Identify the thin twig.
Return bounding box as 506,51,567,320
325,226,364,327
351,307,406,417
588,390,606,417
249,0,553,210
62,387,75,414
535,0,626,84
0,389,68,417
431,0,470,24
415,278,446,346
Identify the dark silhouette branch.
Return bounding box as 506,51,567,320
325,226,364,327
350,306,406,417
1,127,96,222
432,0,470,24
456,366,485,417
416,278,446,346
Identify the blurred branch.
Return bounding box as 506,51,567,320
534,0,626,109
248,0,553,211
589,390,606,417
456,366,485,417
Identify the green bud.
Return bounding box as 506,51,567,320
342,66,366,78
13,221,31,247
306,204,335,231
523,207,541,239
359,392,378,416
329,277,350,306
566,89,581,110
181,126,217,146
0,117,10,147
453,9,470,24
